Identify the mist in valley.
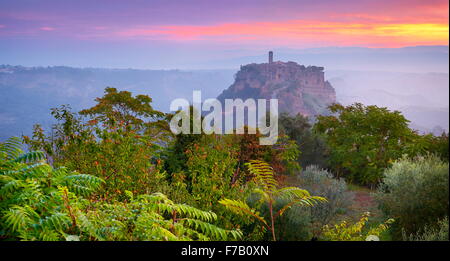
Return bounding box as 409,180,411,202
1,46,448,140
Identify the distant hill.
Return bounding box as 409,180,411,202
0,60,448,141
4,45,447,73
0,65,234,141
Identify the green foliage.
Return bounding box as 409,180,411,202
315,103,415,185
184,135,241,206
164,124,301,188
79,87,166,129
0,137,24,161
296,165,354,233
404,217,449,241
219,160,326,241
162,106,205,176
279,113,328,168
0,137,103,240
1,137,240,241
76,192,242,241
161,119,301,236
376,154,449,239
162,107,224,205
404,132,449,162
23,89,172,200
247,193,313,241
13,86,447,242
321,212,394,241
163,134,263,239
231,130,301,176
219,198,268,226
240,164,352,241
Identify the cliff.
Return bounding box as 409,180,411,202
217,57,336,117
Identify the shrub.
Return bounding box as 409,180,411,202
321,212,394,241
0,137,242,241
404,217,449,241
77,192,243,241
376,155,449,239
0,137,104,240
296,165,354,231
248,195,313,241
219,160,326,241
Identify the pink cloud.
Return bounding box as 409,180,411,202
112,19,448,48
0,0,447,48
39,26,55,31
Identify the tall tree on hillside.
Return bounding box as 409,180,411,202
24,87,172,200
314,103,415,186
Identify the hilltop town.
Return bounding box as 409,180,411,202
217,51,336,117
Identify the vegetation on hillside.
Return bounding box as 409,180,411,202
1,87,448,241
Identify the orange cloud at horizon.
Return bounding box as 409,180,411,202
115,19,449,48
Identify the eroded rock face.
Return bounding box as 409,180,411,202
217,60,336,117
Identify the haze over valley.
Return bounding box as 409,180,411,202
1,46,448,140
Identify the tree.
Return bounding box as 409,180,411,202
23,88,172,200
219,160,326,241
162,106,205,176
279,112,328,168
228,128,300,181
314,103,415,186
403,132,449,162
79,87,166,130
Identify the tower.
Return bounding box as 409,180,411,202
269,51,273,64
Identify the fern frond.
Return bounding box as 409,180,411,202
3,205,37,232
275,186,311,200
0,137,23,160
13,151,46,164
49,167,69,182
39,212,71,231
245,160,278,192
277,195,327,217
274,186,321,217
37,228,61,241
16,162,52,179
150,223,179,241
18,180,45,205
172,204,217,223
138,192,174,205
0,178,24,196
173,225,210,241
62,174,104,196
75,211,104,240
227,229,244,240
252,188,270,204
218,198,268,227
181,218,230,240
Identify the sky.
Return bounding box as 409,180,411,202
0,0,448,69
